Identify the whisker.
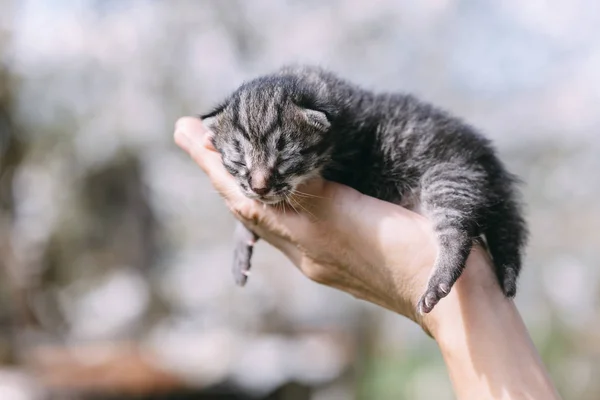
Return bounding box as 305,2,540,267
286,195,301,216
275,200,282,215
289,196,318,222
291,189,328,200
279,200,288,217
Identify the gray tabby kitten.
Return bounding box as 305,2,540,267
201,65,527,314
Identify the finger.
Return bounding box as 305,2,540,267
174,117,246,203
174,117,216,159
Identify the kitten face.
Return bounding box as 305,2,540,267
202,76,332,204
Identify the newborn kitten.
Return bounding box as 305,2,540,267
201,65,527,314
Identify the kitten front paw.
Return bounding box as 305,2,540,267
417,275,453,314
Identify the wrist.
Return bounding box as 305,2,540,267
422,248,560,400
423,247,500,340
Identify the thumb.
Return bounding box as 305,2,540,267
174,117,243,201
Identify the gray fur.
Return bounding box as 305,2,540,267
201,65,528,314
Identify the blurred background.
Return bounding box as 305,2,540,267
0,0,599,399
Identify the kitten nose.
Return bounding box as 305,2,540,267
250,169,271,196
251,185,270,196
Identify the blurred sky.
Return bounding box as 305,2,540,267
7,0,600,146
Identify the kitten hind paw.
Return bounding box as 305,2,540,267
232,223,259,286
232,241,253,286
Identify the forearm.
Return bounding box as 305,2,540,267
427,249,561,400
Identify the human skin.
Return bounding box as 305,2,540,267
174,116,561,400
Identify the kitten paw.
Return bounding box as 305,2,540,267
232,240,253,286
417,277,453,314
232,223,259,286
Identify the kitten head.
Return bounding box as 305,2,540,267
201,71,335,204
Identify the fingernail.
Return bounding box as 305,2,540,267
202,133,215,150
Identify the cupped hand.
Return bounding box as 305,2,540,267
173,116,563,399
173,116,489,332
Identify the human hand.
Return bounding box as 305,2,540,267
173,116,561,399
174,116,471,330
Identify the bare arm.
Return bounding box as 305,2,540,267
174,117,560,400
429,249,561,399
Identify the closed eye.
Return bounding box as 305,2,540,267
224,164,237,175
277,159,304,175
276,156,293,170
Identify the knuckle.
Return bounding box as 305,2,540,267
231,202,261,226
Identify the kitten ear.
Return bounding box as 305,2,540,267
202,116,217,131
199,105,225,133
301,108,330,131
199,100,228,130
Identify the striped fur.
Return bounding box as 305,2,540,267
201,65,528,314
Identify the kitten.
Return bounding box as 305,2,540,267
200,65,527,314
